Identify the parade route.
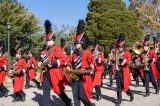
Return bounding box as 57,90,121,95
1,77,160,106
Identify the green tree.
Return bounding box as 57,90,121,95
25,24,76,60
0,0,41,56
85,0,143,51
129,0,160,35
55,24,76,55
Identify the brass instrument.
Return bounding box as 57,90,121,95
108,53,113,65
37,61,49,73
115,49,120,71
133,41,143,55
93,45,104,60
37,49,55,72
142,55,150,71
132,41,150,70
8,69,20,79
63,67,93,81
131,58,142,69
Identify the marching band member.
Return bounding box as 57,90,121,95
0,40,9,97
38,20,71,106
140,35,159,97
154,37,160,89
108,44,116,87
131,53,143,87
115,33,134,106
60,38,71,86
93,36,105,101
154,37,160,72
25,44,40,89
39,45,47,86
71,19,95,106
12,42,27,102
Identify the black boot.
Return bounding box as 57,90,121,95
97,95,102,101
90,102,96,106
144,90,150,97
4,89,9,97
59,91,72,106
21,96,25,102
96,86,102,101
157,80,160,90
135,83,139,87
108,82,113,87
155,88,159,94
12,93,21,103
130,92,134,102
126,89,134,102
0,84,9,97
115,99,121,106
144,92,150,97
18,90,26,102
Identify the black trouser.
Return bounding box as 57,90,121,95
91,71,95,81
116,71,132,102
157,79,160,89
43,71,70,106
108,65,113,84
72,79,91,106
103,63,108,79
144,71,158,93
95,85,101,96
43,71,52,106
156,61,160,73
25,70,39,87
156,62,160,88
133,69,141,85
0,84,8,94
25,70,30,87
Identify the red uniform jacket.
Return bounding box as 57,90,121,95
61,54,71,86
0,56,8,84
72,50,93,100
93,55,105,87
120,51,131,92
140,50,160,80
27,57,37,80
48,45,66,95
14,58,27,93
156,52,160,72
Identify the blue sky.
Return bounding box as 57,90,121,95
19,0,130,28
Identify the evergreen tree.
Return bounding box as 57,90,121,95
0,0,41,56
85,0,143,51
